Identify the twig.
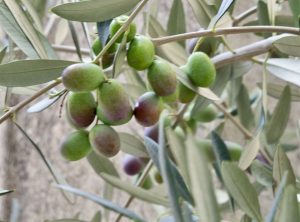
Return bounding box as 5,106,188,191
152,26,300,46
92,0,150,64
52,44,90,55
232,6,257,26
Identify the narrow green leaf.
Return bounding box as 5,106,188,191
20,0,43,32
238,132,261,170
273,146,296,187
118,133,148,157
14,122,73,203
57,185,145,222
68,21,82,61
112,34,127,77
0,46,7,64
186,133,220,222
51,0,140,22
90,211,101,222
266,59,300,87
4,0,48,58
211,131,231,164
257,82,300,102
167,0,186,46
0,59,76,87
273,35,300,57
236,84,254,130
250,160,273,187
158,111,183,222
209,0,235,28
0,189,14,196
221,162,263,222
288,0,300,26
265,85,291,144
257,0,271,38
279,185,300,222
100,173,169,207
265,171,288,222
0,2,39,58
27,93,64,113
87,151,119,177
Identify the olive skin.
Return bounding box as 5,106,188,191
92,38,117,55
144,124,159,143
89,124,120,158
147,59,177,96
193,104,218,122
109,15,137,43
178,66,196,103
134,92,164,127
62,63,105,92
141,175,153,190
60,130,92,161
97,79,133,125
122,154,143,176
127,35,155,71
66,92,96,128
186,52,216,87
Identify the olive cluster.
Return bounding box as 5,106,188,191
59,15,217,178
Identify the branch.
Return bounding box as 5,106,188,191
151,26,300,46
232,6,257,26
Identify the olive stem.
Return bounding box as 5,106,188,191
232,6,257,26
0,79,62,124
92,0,150,64
151,26,300,46
114,160,154,222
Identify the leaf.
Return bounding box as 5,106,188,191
112,34,127,77
0,189,14,196
278,185,300,222
273,146,296,187
0,46,7,64
250,160,273,187
265,85,291,144
4,0,48,58
158,111,183,222
288,0,300,26
257,0,271,38
56,185,145,222
87,151,119,177
186,133,220,222
167,0,186,46
273,35,300,57
100,173,169,207
0,2,39,58
0,59,76,87
266,59,300,87
118,133,148,157
148,16,188,66
68,21,82,61
221,162,263,222
265,171,288,222
27,95,62,113
96,20,112,51
173,65,220,101
236,84,254,130
238,132,261,170
257,82,300,102
14,122,74,203
51,0,140,22
90,211,101,222
209,0,235,28
211,131,231,164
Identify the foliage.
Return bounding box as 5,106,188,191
0,0,300,221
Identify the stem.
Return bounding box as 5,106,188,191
114,160,153,222
0,79,62,124
152,26,300,46
92,0,150,64
232,6,257,26
52,44,90,55
213,102,253,140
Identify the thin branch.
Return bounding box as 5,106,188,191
52,44,90,55
232,6,257,26
0,79,62,124
92,0,150,64
152,26,300,46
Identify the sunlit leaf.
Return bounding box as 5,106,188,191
221,162,263,222
100,173,169,207
52,0,140,22
119,132,148,157
27,95,62,113
0,189,14,196
57,185,145,222
0,59,75,87
273,35,300,57
186,133,220,222
87,151,119,177
265,86,291,144
236,84,254,130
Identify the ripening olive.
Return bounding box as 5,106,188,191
109,15,137,43
122,154,144,176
